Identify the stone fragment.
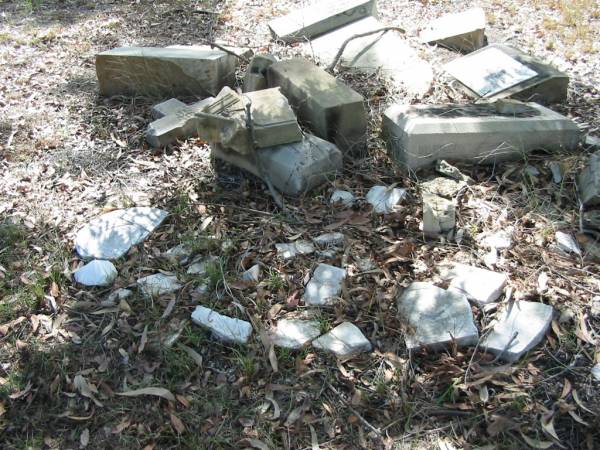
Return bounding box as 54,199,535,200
478,229,513,250
212,134,343,196
397,282,479,351
312,322,371,357
577,151,600,207
591,296,600,318
187,256,219,276
423,193,455,237
242,264,261,282
73,260,117,287
421,177,464,199
555,231,582,256
107,288,132,304
356,257,377,272
444,44,569,104
440,263,508,305
420,8,486,53
75,207,168,260
582,210,600,232
481,301,553,362
382,102,580,171
268,0,376,43
330,190,356,207
271,319,321,349
96,47,237,97
191,305,252,344
163,244,193,264
592,364,600,382
243,54,277,92
313,232,345,247
151,98,187,119
308,17,433,97
276,240,315,259
549,162,563,183
436,160,473,183
303,263,346,307
585,134,600,150
366,186,407,214
267,58,367,154
137,274,182,297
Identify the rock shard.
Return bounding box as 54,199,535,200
303,263,347,306
420,8,486,53
191,306,253,344
312,322,372,356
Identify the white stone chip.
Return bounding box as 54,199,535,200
163,244,192,264
187,256,219,275
137,273,182,297
313,232,345,247
303,263,347,307
107,288,132,303
191,306,252,344
442,263,508,305
75,207,168,260
271,319,321,349
481,301,553,362
555,231,582,256
366,185,407,214
591,363,600,382
73,260,117,287
312,322,371,357
330,190,356,207
242,264,261,282
276,240,315,259
478,228,513,250
397,282,479,351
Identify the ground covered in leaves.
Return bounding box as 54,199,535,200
1,0,600,449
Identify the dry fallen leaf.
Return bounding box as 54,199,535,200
117,387,175,402
170,412,186,434
178,343,203,369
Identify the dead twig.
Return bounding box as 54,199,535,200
325,380,382,437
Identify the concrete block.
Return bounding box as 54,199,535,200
303,263,346,307
312,322,372,356
578,151,600,207
444,44,569,104
420,8,486,53
481,301,553,362
96,47,237,97
191,306,253,344
441,263,508,305
268,0,376,43
423,193,455,237
151,98,186,119
267,58,367,154
382,102,581,171
271,319,321,349
397,282,478,351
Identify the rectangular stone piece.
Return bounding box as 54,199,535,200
267,58,367,154
96,47,237,97
151,98,187,119
382,102,581,171
268,0,376,43
578,151,600,207
444,44,569,104
191,306,253,344
441,263,508,305
420,8,486,53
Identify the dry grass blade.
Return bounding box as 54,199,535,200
117,387,175,402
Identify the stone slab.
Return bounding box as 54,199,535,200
481,301,553,362
423,193,455,237
271,319,321,349
578,151,600,207
96,46,237,98
137,273,182,297
303,263,346,307
268,0,376,43
441,263,508,305
444,44,569,104
151,98,187,119
191,305,253,344
73,260,117,287
267,58,367,154
420,8,486,53
397,282,478,351
312,322,372,357
382,102,581,171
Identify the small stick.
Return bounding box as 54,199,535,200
325,381,382,437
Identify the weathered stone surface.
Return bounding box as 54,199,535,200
436,160,473,183
303,263,346,306
268,0,376,43
212,134,343,196
107,288,132,303
137,274,182,297
242,264,261,282
191,305,253,344
578,151,600,207
585,134,600,150
267,58,367,154
96,47,237,97
276,240,315,259
243,54,277,93
444,44,569,104
592,364,600,382
583,210,600,232
366,186,407,214
271,319,321,349
313,232,345,247
420,8,485,53
187,256,219,276
73,260,117,287
421,177,464,199
308,16,433,97
397,282,478,351
555,231,582,256
382,102,580,171
75,207,168,260
151,98,186,119
312,322,371,356
478,229,513,250
330,190,356,207
441,263,508,305
481,301,553,362
423,193,455,237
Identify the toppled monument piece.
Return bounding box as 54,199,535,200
440,263,508,305
420,8,486,53
96,47,237,97
303,263,347,306
191,306,253,344
267,58,367,154
397,282,478,351
422,193,455,237
382,102,580,170
578,151,600,207
268,0,376,43
243,54,277,93
312,322,372,357
444,44,569,104
270,319,321,349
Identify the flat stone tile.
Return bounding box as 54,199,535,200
312,322,371,356
303,263,346,306
271,319,321,349
191,306,252,344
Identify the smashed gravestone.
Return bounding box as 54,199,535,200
312,322,372,356
397,282,478,351
330,190,356,207
440,263,508,305
422,193,455,237
151,98,186,119
73,260,117,287
267,58,367,154
444,44,569,104
366,185,407,214
308,17,433,97
276,240,315,259
578,151,600,207
268,0,376,43
243,54,277,93
303,263,346,306
420,8,486,53
137,273,182,297
270,319,321,349
75,207,168,260
191,305,252,344
382,101,580,171
481,301,553,362
96,47,237,97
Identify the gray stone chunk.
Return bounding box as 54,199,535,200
421,177,464,199
555,231,582,256
187,256,219,276
366,186,407,214
242,264,261,282
151,98,187,119
271,319,321,349
313,232,345,247
441,263,508,305
107,288,132,304
382,102,580,171
420,8,486,53
191,306,253,344
276,240,315,259
137,273,182,297
267,58,367,154
73,260,117,287
312,322,372,357
397,282,478,351
578,151,600,207
481,301,553,362
96,47,237,98
243,54,277,93
303,263,346,307
268,0,376,43
162,243,193,265
423,193,455,237
75,207,168,260
330,190,356,207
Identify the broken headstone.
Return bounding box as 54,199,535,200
243,54,277,93
151,98,186,119
366,185,407,214
73,260,117,287
578,151,600,207
312,322,372,356
191,306,252,344
270,319,321,349
303,263,346,307
420,8,486,53
137,273,182,297
422,193,455,237
440,263,508,305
